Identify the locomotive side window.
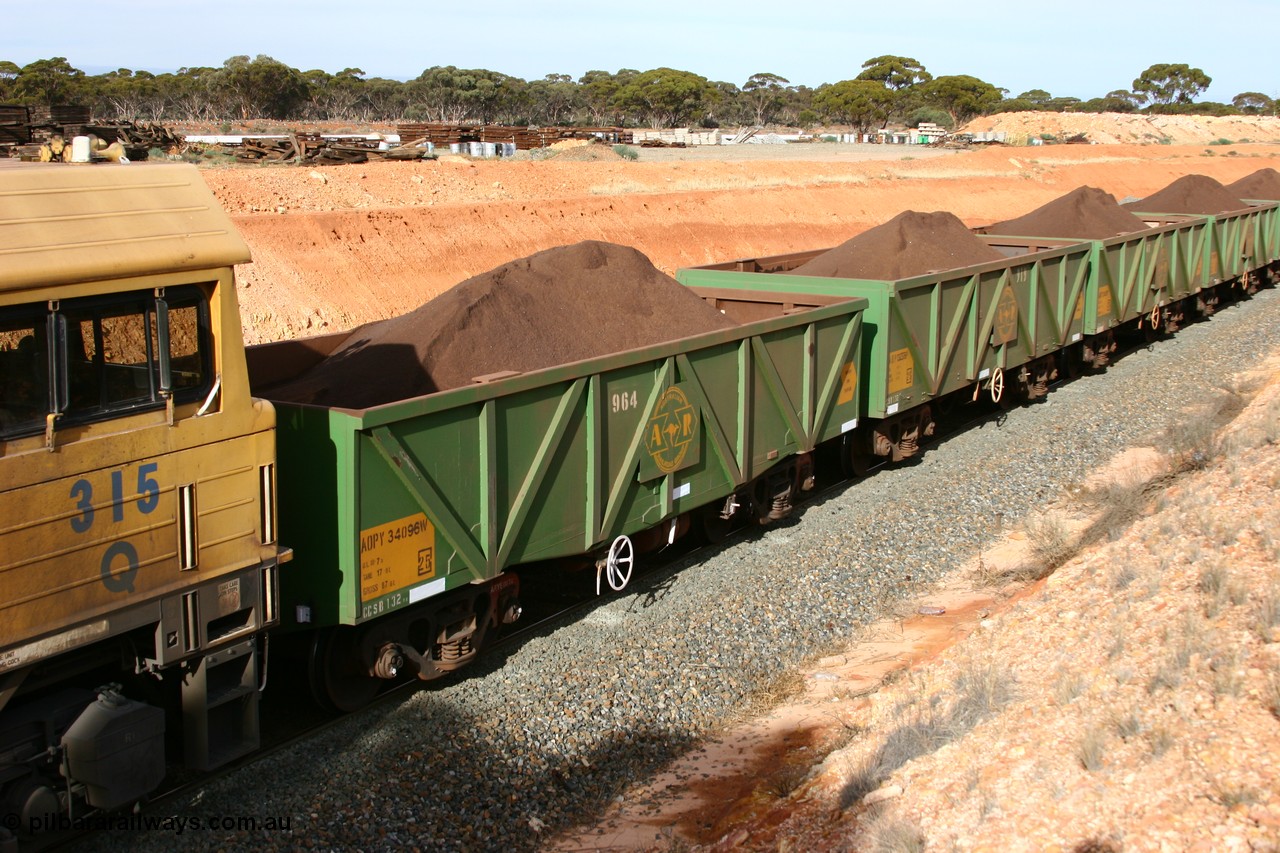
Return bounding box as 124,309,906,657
0,286,212,439
64,295,157,416
0,310,50,437
163,301,208,393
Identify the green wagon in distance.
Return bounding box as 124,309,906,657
1124,202,1280,304
678,238,1094,471
978,218,1217,343
247,297,867,710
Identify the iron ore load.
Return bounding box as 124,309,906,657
679,176,1280,467
246,238,868,711
2,162,1279,847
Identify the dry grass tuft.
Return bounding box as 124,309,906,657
745,669,807,714
1160,386,1249,474
1148,725,1176,757
866,814,928,853
1078,727,1108,772
1214,782,1260,809
1254,580,1280,644
1071,839,1121,853
1112,711,1143,741
763,763,812,798
1198,559,1248,618
1265,666,1280,720
839,661,1014,808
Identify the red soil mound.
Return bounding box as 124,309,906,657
267,241,736,408
1123,174,1245,214
791,210,1004,280
1225,168,1280,201
985,186,1147,239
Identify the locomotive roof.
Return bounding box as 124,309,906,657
0,161,250,293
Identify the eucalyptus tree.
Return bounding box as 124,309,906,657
742,72,788,125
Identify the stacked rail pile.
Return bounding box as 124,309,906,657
84,122,182,158
228,134,399,165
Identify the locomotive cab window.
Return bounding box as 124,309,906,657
0,285,212,440
0,309,50,437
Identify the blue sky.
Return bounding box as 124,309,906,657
5,0,1275,103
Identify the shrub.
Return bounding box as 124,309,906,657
1078,727,1107,771
611,144,638,161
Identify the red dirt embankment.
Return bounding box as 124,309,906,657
198,143,1280,343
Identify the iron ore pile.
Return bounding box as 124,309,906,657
1122,174,1246,214
790,210,1004,279
1227,167,1280,200
983,185,1148,238
267,240,734,408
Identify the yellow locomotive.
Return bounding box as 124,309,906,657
0,163,286,831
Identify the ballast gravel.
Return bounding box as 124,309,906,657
96,286,1280,853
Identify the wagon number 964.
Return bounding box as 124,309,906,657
69,462,160,593
611,390,639,413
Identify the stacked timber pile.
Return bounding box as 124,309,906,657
984,186,1148,239
1227,168,1280,201
0,105,29,151
1123,174,1246,214
791,211,1005,280
396,123,631,150
266,241,736,408
27,104,91,143
633,128,720,147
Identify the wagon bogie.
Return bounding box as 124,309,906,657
307,572,519,711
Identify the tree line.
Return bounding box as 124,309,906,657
1,55,1274,131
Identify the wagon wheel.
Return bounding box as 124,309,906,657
605,535,634,591
698,504,733,545
309,626,381,713
989,367,1005,405
1061,344,1083,380
842,432,871,478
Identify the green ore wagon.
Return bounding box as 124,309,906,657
678,238,1094,470
247,297,866,709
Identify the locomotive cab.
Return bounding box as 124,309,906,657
0,162,286,838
